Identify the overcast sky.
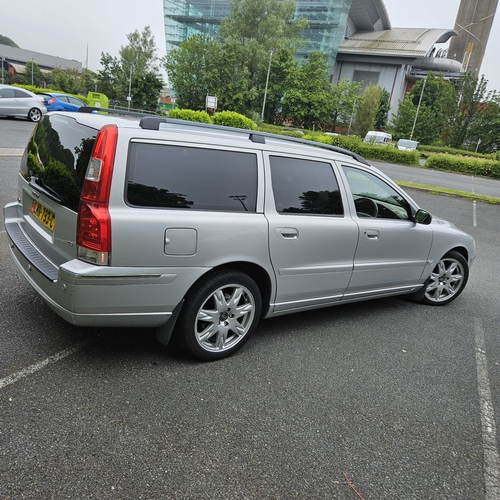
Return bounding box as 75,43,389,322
1,0,499,91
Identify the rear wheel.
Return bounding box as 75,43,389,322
421,251,469,305
28,107,42,122
176,270,262,361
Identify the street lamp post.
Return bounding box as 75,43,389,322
127,65,134,111
410,77,427,140
31,58,34,86
260,50,273,121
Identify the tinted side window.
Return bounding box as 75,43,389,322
270,156,343,216
0,87,15,98
127,144,258,212
14,89,31,98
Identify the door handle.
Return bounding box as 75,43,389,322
364,229,380,240
277,227,299,239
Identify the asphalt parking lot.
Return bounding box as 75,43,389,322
1,118,500,499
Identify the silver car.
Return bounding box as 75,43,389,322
3,111,476,360
0,84,47,122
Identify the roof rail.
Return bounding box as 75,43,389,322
138,116,268,144
138,117,370,165
77,107,370,165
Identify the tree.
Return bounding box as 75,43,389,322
389,73,454,144
130,71,164,111
165,35,223,110
446,73,493,149
119,26,159,75
98,26,164,108
375,88,390,130
22,60,44,87
97,53,122,100
218,0,308,114
329,79,361,132
353,85,383,138
281,51,332,129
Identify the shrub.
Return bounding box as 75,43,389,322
419,144,495,160
302,133,419,165
167,108,212,123
212,111,255,130
426,154,500,179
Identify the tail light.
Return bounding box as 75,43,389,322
48,98,56,105
76,125,118,265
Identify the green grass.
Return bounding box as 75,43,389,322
396,181,500,205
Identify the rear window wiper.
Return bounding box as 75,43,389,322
29,176,64,204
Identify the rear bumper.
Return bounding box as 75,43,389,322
4,218,206,328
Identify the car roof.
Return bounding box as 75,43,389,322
49,109,372,166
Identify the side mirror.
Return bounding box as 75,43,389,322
415,209,432,225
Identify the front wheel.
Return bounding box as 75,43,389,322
175,270,262,361
28,107,42,122
421,251,469,305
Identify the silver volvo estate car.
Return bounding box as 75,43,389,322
3,110,476,360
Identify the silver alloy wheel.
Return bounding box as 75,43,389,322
194,283,256,353
425,256,465,304
28,108,42,122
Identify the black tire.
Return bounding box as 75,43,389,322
28,107,42,122
175,270,262,361
420,250,469,306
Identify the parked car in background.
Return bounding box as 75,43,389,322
397,139,419,151
363,130,392,145
38,92,86,112
0,84,47,122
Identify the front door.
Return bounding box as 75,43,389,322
340,164,433,298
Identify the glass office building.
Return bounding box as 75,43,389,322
163,0,353,64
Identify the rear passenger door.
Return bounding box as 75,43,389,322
264,154,359,312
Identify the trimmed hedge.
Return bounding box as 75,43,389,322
301,133,420,166
212,111,255,130
426,154,500,179
167,109,211,123
419,144,497,160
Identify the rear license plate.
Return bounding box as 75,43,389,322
31,199,55,231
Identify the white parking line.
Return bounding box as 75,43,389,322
473,200,477,228
474,316,500,499
0,339,92,389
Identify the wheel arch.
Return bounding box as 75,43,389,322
447,245,470,263
188,261,272,318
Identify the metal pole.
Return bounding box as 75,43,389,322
260,51,273,120
31,58,34,86
127,65,133,111
1,57,4,84
410,77,426,140
347,98,356,136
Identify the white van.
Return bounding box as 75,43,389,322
363,131,392,145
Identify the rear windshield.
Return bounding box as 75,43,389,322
20,115,97,211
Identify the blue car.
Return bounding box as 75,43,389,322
38,92,86,112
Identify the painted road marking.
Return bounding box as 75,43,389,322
475,316,500,499
0,340,93,389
